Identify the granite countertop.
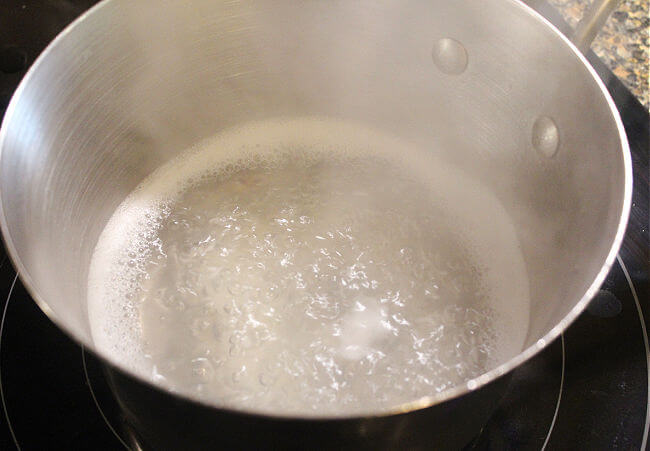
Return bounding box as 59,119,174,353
549,0,649,110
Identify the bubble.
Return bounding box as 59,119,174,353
191,317,212,338
232,366,246,384
532,116,560,158
191,358,214,383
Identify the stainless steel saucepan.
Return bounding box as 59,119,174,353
0,0,631,449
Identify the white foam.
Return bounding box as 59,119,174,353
87,117,530,414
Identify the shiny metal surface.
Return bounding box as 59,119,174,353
0,0,631,445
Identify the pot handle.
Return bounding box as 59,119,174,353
571,0,622,54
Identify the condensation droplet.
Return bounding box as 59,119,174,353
432,38,468,75
532,116,560,158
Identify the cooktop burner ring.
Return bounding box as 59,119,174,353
540,335,565,450
617,255,650,449
81,347,130,450
0,273,18,450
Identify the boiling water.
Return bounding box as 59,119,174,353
88,118,530,416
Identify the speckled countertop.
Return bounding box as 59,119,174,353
549,0,649,110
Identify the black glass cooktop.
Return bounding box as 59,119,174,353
0,1,648,450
